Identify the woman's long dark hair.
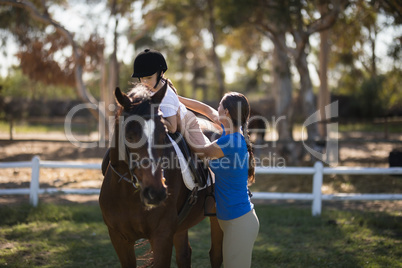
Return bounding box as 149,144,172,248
221,92,255,185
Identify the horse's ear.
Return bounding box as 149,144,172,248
114,87,130,109
151,83,167,105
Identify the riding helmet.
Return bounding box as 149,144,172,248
131,49,168,78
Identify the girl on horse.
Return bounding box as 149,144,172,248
179,92,260,268
131,49,210,148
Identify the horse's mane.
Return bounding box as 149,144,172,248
116,84,152,118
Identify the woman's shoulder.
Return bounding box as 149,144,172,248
216,132,247,152
226,132,245,141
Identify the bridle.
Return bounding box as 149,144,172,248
109,111,162,190
109,161,140,189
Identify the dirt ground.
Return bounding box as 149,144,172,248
0,133,401,213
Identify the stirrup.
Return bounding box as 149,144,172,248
204,193,216,217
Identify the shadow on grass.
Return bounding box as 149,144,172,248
0,203,103,226
184,203,402,268
0,204,119,267
1,203,401,267
252,205,360,267
251,204,402,268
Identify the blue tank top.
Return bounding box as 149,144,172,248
209,127,254,220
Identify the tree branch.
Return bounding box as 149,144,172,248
0,0,99,106
306,0,349,35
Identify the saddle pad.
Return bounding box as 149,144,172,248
167,135,212,191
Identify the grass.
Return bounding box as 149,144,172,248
0,202,401,268
0,120,95,136
0,204,118,268
0,121,62,133
338,122,402,134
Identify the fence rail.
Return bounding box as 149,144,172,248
1,156,402,216
0,156,101,207
254,163,402,215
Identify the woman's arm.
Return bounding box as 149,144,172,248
178,96,220,125
188,139,224,160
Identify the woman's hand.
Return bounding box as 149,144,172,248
161,115,177,133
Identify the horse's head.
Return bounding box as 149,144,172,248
114,83,168,208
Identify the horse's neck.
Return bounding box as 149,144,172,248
110,122,120,166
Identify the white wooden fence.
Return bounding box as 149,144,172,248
0,156,100,207
254,162,402,215
1,156,402,216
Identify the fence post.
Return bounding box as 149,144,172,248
312,161,324,216
9,115,14,140
30,156,40,207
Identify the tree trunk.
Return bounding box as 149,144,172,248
104,17,119,142
207,0,225,98
272,35,304,165
318,27,331,138
295,50,319,142
108,17,119,113
272,39,293,142
369,24,377,77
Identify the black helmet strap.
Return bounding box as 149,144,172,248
137,70,164,89
154,70,163,89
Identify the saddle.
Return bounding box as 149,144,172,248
167,132,210,190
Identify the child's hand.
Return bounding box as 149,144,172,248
160,118,169,133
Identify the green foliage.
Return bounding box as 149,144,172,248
0,5,44,44
329,0,400,118
215,0,255,27
350,75,386,118
333,68,401,118
0,69,76,100
346,71,401,118
381,68,402,110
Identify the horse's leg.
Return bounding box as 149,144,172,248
209,216,223,268
108,228,137,268
149,233,174,268
173,230,192,268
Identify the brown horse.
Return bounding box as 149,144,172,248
99,84,223,268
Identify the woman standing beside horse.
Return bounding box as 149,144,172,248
179,93,260,268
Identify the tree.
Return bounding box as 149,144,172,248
0,0,156,142
328,0,401,119
216,0,346,164
286,0,347,143
155,0,226,100
0,0,103,107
